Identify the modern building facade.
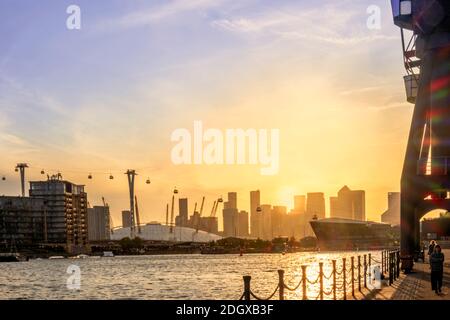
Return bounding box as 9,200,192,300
87,205,111,241
0,196,47,248
29,178,88,253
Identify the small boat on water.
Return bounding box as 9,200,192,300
0,252,27,263
103,251,114,257
0,237,27,262
48,256,65,260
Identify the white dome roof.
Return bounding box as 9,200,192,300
111,224,222,243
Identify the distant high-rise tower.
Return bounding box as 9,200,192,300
177,198,189,227
250,190,261,238
122,210,132,228
223,192,238,237
88,206,111,241
294,195,306,214
271,206,287,238
352,190,365,221
237,210,249,237
306,193,325,219
330,186,365,221
381,192,400,226
305,193,325,236
227,192,237,209
260,204,272,240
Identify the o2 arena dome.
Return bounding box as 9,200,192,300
111,222,222,243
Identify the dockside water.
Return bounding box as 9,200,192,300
0,251,382,299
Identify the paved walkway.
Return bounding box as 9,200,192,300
367,249,450,300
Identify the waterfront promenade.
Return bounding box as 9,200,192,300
368,249,449,300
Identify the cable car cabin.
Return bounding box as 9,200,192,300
391,0,450,34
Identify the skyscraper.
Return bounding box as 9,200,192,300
260,204,272,240
177,198,189,227
227,192,237,209
290,195,308,239
293,195,306,214
306,193,325,219
250,190,261,238
237,210,249,237
305,193,326,236
352,190,365,221
271,206,287,238
222,192,238,237
330,186,366,221
381,192,400,226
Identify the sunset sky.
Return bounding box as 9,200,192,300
0,0,415,228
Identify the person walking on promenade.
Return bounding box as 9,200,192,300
430,244,445,295
428,240,436,262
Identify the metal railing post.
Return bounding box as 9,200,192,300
393,253,397,280
364,254,367,289
342,258,346,300
389,252,393,285
278,269,285,300
358,256,361,292
368,254,371,286
351,257,355,297
332,260,337,300
301,265,307,300
319,262,324,300
243,276,251,301
396,251,400,278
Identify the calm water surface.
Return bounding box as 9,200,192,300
0,251,382,300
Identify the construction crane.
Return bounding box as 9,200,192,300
211,197,223,218
210,200,217,217
193,202,198,216
199,196,205,217
169,187,178,234
165,203,169,226
194,196,206,234
135,196,142,234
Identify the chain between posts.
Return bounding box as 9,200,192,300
240,249,401,300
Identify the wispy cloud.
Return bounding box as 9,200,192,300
211,1,397,45
340,86,384,96
96,0,226,32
